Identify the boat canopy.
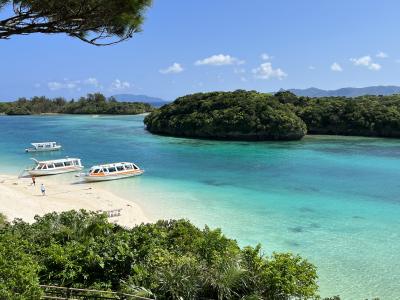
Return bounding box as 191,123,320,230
89,162,139,172
31,142,57,148
31,157,81,164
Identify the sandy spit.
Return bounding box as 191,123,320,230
0,174,149,227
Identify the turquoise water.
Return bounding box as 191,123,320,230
0,115,399,299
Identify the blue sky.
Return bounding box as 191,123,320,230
2,0,400,101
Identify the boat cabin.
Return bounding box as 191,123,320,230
26,141,62,152
89,162,140,175
33,158,82,170
32,142,58,150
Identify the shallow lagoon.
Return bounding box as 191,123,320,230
0,114,399,299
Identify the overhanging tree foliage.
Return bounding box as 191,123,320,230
0,0,152,45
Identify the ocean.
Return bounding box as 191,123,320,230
0,114,399,299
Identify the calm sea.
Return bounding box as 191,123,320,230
0,114,399,299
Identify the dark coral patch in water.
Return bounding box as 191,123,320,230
288,226,304,233
292,186,320,193
202,179,227,187
286,240,301,247
309,222,321,228
299,206,315,213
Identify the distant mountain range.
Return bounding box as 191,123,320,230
113,87,400,105
287,86,400,97
112,94,168,107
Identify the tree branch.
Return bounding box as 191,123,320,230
0,0,151,45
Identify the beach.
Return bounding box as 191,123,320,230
0,174,148,227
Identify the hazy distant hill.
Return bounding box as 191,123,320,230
288,86,400,97
112,94,168,107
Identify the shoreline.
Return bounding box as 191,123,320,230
0,112,151,116
0,174,149,227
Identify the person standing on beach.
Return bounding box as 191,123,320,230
40,183,46,196
31,175,36,186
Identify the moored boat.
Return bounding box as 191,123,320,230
25,142,62,152
81,162,144,182
27,157,83,176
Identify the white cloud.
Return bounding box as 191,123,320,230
261,53,271,60
308,65,316,70
84,77,99,87
195,54,244,66
110,79,131,91
159,63,184,74
234,68,246,74
48,81,79,91
46,78,117,92
252,62,287,80
351,55,372,66
350,55,381,71
369,63,381,70
331,62,343,72
240,76,247,82
47,78,100,91
376,51,388,58
34,83,41,88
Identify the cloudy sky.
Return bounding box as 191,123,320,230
1,0,400,100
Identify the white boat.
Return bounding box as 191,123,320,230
27,157,83,176
25,142,62,153
81,162,144,182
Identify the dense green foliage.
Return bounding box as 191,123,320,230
0,93,154,115
290,93,400,137
0,213,7,229
0,210,320,299
0,233,42,299
144,90,307,141
0,0,152,46
145,90,400,140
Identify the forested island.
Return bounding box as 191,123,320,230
144,90,400,140
0,93,154,115
144,91,307,141
0,210,331,299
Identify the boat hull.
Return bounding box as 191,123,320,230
27,166,83,176
83,170,144,182
25,146,62,153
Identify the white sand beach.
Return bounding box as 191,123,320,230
0,174,149,227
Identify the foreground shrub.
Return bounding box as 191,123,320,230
0,233,42,299
1,210,318,299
